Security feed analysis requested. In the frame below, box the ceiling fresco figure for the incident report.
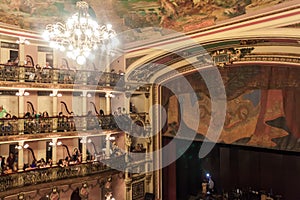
[115,0,291,32]
[0,0,292,34]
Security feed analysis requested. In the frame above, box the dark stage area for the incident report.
[162,137,300,200]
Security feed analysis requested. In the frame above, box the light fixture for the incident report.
[16,89,29,96]
[50,90,62,97]
[81,92,92,98]
[42,1,118,65]
[49,141,62,146]
[106,136,115,141]
[105,93,115,98]
[15,143,29,149]
[16,37,30,45]
[15,144,37,160]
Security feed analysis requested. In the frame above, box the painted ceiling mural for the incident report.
[0,0,293,34]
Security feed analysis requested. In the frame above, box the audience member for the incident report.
[6,152,15,170]
[44,62,52,69]
[0,156,5,173]
[0,105,7,118]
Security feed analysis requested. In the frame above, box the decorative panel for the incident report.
[132,181,144,200]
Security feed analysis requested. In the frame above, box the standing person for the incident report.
[0,105,7,118]
[6,152,15,170]
[207,174,215,194]
[0,156,5,170]
[0,156,5,173]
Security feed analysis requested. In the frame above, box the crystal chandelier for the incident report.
[42,1,118,65]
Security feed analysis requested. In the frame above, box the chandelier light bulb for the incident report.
[67,51,73,58]
[107,24,112,30]
[60,45,66,52]
[43,32,50,41]
[77,55,86,65]
[93,44,98,50]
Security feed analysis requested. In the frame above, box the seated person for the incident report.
[44,62,52,69]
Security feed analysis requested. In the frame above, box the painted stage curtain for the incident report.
[282,88,300,138]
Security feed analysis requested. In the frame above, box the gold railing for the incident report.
[0,113,148,136]
[0,155,125,192]
[0,65,124,86]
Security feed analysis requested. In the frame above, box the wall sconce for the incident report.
[81,93,92,98]
[16,37,30,45]
[106,136,116,141]
[49,141,62,146]
[15,143,29,150]
[50,89,62,97]
[105,93,115,98]
[16,89,29,96]
[15,143,37,161]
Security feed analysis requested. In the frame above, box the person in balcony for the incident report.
[0,156,5,174]
[6,152,15,170]
[3,113,12,134]
[46,158,53,167]
[25,60,33,67]
[68,112,76,131]
[30,159,37,168]
[5,60,13,66]
[34,64,42,82]
[44,62,52,69]
[37,158,46,168]
[0,105,7,118]
[72,148,81,162]
[11,115,18,135]
[99,109,105,116]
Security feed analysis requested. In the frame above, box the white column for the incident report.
[53,50,58,69]
[52,138,58,166]
[19,43,25,66]
[124,92,131,114]
[53,95,58,116]
[81,137,87,163]
[105,92,111,115]
[18,91,24,134]
[105,135,111,158]
[18,92,24,117]
[52,94,58,132]
[82,91,87,116]
[82,91,87,130]
[18,141,24,172]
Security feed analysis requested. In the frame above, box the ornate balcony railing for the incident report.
[0,113,148,136]
[0,155,125,192]
[0,65,124,86]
